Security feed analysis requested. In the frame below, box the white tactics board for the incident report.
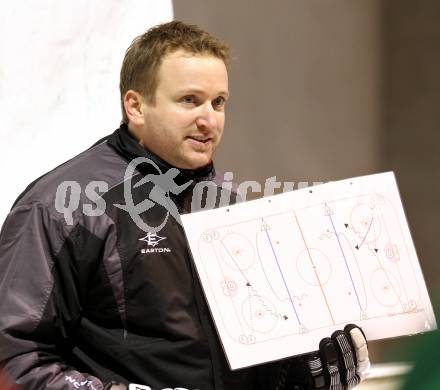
[181,172,437,370]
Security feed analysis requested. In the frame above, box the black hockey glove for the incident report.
[303,324,370,390]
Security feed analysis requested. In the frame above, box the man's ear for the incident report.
[123,90,145,126]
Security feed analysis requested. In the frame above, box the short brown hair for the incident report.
[119,21,230,124]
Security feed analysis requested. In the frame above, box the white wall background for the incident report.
[0,1,173,226]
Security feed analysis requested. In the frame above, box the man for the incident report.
[0,21,369,389]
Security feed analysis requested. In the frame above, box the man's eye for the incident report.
[181,95,196,104]
[213,96,226,109]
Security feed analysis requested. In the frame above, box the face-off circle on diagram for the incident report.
[241,295,278,333]
[370,268,400,307]
[219,233,255,271]
[350,203,381,244]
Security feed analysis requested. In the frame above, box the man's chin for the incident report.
[177,155,213,170]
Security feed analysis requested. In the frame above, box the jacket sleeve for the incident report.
[254,356,316,390]
[0,202,110,389]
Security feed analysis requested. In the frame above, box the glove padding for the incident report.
[305,324,370,389]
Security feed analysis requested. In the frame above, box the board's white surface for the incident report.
[181,172,437,370]
[0,1,173,226]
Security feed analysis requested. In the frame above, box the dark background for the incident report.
[174,0,440,362]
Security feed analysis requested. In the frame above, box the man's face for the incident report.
[137,50,229,169]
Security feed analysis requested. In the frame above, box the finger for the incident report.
[344,324,371,380]
[331,330,360,389]
[305,352,326,389]
[319,337,343,390]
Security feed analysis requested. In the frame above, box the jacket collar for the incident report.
[107,124,216,184]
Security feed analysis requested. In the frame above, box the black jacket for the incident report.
[0,125,292,390]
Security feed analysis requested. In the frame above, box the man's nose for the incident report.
[196,102,218,130]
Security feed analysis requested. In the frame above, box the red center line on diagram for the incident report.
[293,211,335,325]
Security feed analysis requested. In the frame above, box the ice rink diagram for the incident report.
[181,172,437,369]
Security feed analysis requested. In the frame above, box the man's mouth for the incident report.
[186,135,212,144]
